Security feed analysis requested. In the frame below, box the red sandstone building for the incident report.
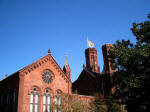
[72,44,116,97]
[0,44,123,112]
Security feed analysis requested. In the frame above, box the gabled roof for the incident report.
[73,69,96,83]
[0,52,71,83]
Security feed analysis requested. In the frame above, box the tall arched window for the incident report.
[12,88,16,112]
[0,95,1,111]
[35,93,39,112]
[58,96,61,112]
[43,89,51,112]
[54,95,57,112]
[0,94,3,111]
[30,92,34,112]
[30,87,39,112]
[43,94,46,112]
[6,92,9,112]
[54,90,62,112]
[47,94,51,112]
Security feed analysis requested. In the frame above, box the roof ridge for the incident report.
[84,69,96,78]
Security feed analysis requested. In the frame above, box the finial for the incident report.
[83,64,86,69]
[5,74,8,78]
[48,49,51,54]
[65,54,68,66]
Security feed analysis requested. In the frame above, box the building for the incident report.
[72,44,116,96]
[0,44,120,112]
[0,49,72,112]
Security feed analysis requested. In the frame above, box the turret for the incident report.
[102,44,116,75]
[85,48,100,73]
[63,54,71,79]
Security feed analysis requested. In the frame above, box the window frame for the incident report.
[43,89,51,112]
[30,88,39,112]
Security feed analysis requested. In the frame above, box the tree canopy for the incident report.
[112,14,150,112]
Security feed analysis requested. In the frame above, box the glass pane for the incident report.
[35,93,39,104]
[30,93,34,103]
[30,104,33,112]
[58,96,61,105]
[43,94,46,104]
[6,94,9,104]
[54,96,57,105]
[47,94,50,105]
[54,107,57,112]
[47,105,50,112]
[35,104,38,112]
[43,105,46,112]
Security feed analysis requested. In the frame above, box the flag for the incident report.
[87,38,94,48]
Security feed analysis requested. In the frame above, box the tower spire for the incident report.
[63,53,71,79]
[65,54,68,66]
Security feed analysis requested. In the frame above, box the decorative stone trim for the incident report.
[20,54,71,83]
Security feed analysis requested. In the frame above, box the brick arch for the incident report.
[56,89,63,94]
[30,85,42,95]
[43,88,53,94]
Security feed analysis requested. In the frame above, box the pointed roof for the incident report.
[63,54,71,75]
[0,49,71,83]
[64,54,69,67]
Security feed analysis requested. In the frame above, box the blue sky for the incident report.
[0,0,150,82]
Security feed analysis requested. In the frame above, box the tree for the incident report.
[106,95,122,112]
[111,14,150,112]
[51,93,92,112]
[91,93,121,112]
[93,93,107,112]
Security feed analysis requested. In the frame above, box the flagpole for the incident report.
[87,37,88,48]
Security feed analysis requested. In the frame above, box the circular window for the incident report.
[42,70,53,84]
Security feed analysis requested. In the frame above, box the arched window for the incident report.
[43,94,46,112]
[35,93,39,112]
[0,95,1,111]
[0,94,3,111]
[58,96,61,112]
[54,90,62,112]
[30,87,39,112]
[54,95,57,112]
[6,92,9,112]
[12,88,16,112]
[43,89,51,112]
[30,92,34,112]
[47,94,51,112]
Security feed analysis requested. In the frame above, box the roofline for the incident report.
[72,69,96,83]
[84,69,96,78]
[0,71,19,82]
[0,52,72,83]
[78,94,95,98]
[72,93,94,98]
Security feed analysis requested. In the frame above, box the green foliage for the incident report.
[108,103,122,112]
[106,95,122,112]
[112,14,150,112]
[92,94,121,112]
[93,94,107,112]
[59,93,91,112]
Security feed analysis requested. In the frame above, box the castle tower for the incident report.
[102,44,116,75]
[85,48,100,73]
[63,54,71,80]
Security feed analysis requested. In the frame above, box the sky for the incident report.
[0,0,150,82]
